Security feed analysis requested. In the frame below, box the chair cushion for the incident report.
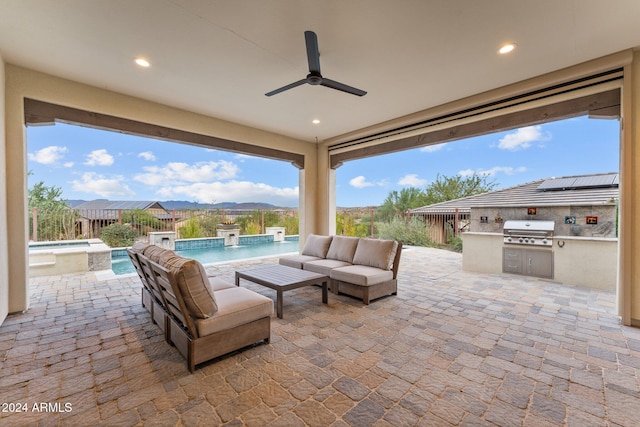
[326,236,360,263]
[131,241,150,254]
[209,276,236,291]
[301,234,333,258]
[330,265,394,287]
[303,259,352,276]
[279,254,323,269]
[143,245,176,263]
[161,255,218,318]
[352,238,398,270]
[194,287,274,337]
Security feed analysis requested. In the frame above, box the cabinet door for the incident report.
[525,250,553,279]
[503,247,523,274]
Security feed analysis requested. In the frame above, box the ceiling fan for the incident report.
[265,31,367,97]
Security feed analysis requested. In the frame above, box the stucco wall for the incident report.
[0,56,8,322]
[462,232,618,291]
[4,64,320,314]
[470,205,617,238]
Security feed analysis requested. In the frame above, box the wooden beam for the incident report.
[330,89,620,168]
[24,98,305,169]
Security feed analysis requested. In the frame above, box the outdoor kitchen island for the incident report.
[462,231,618,291]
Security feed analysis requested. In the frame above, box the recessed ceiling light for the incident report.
[498,43,516,55]
[312,119,320,124]
[135,58,151,67]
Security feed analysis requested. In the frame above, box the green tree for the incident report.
[424,173,497,204]
[122,209,164,234]
[28,180,79,241]
[377,187,429,222]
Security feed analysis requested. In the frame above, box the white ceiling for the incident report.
[2,0,640,142]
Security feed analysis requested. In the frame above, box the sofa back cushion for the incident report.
[326,236,360,263]
[161,255,218,318]
[352,238,398,270]
[301,234,333,258]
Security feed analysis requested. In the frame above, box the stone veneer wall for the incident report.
[470,204,617,238]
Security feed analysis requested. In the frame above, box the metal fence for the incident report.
[29,205,466,247]
[29,207,299,242]
[336,207,468,246]
[409,209,470,245]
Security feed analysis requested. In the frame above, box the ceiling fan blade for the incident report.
[304,31,321,74]
[265,79,307,97]
[320,78,367,96]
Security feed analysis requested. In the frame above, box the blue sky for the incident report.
[27,116,619,208]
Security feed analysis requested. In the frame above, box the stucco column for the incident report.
[312,143,336,236]
[0,57,9,323]
[5,67,29,314]
[621,51,640,326]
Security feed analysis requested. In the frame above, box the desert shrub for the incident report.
[101,223,138,247]
[280,214,299,235]
[377,218,433,247]
[243,221,262,235]
[179,216,204,239]
[448,235,463,252]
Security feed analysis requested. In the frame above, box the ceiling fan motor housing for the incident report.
[306,72,322,85]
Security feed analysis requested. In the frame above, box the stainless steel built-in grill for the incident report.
[503,220,554,247]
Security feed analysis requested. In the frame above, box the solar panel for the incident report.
[537,173,618,191]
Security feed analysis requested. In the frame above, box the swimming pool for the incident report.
[112,240,300,275]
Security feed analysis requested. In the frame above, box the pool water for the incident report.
[112,240,300,275]
[30,241,90,251]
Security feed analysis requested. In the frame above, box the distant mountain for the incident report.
[65,199,286,211]
[158,200,283,210]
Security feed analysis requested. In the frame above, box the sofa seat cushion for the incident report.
[326,236,360,263]
[279,254,323,269]
[352,238,399,270]
[330,265,394,287]
[301,234,333,258]
[194,287,273,337]
[161,255,218,319]
[209,276,236,291]
[303,259,352,276]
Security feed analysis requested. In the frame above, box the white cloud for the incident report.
[459,166,527,177]
[28,146,68,164]
[349,176,375,188]
[138,151,156,161]
[398,174,427,186]
[497,125,549,151]
[70,172,135,198]
[84,149,114,166]
[420,143,447,153]
[155,181,299,205]
[134,160,238,186]
[63,162,75,168]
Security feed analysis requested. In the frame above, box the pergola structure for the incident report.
[1,2,640,328]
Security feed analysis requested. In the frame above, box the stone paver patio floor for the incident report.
[1,246,639,426]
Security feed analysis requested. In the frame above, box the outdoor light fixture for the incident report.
[135,58,151,67]
[498,43,516,54]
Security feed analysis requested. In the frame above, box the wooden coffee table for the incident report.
[235,265,328,319]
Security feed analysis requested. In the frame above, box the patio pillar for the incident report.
[620,52,640,326]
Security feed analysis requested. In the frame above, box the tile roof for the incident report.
[410,172,619,214]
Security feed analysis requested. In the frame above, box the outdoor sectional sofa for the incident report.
[127,243,273,372]
[279,234,402,304]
